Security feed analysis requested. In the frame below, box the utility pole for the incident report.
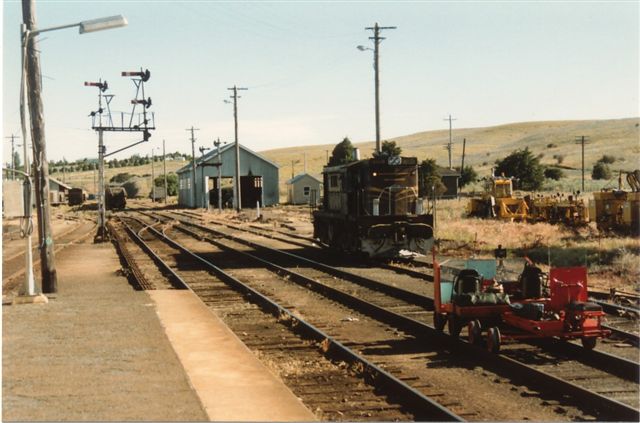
[325,150,329,163]
[6,134,19,179]
[213,138,224,213]
[163,139,167,205]
[227,85,248,211]
[460,137,467,189]
[575,136,590,192]
[150,147,155,202]
[364,22,396,154]
[23,0,57,293]
[186,126,199,208]
[443,114,457,169]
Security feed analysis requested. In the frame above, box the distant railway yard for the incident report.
[3,199,638,421]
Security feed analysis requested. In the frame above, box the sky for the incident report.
[2,1,639,163]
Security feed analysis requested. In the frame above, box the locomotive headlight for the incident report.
[372,172,377,177]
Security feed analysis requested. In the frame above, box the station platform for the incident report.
[2,240,315,421]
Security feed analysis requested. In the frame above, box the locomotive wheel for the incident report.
[581,336,597,350]
[433,313,446,331]
[447,314,462,338]
[468,319,482,346]
[487,327,501,353]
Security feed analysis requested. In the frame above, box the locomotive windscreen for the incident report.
[366,162,418,216]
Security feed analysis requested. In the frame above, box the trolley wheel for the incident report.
[581,336,597,350]
[487,327,501,353]
[448,314,462,338]
[468,319,482,346]
[433,313,446,331]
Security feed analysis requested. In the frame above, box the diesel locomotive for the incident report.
[313,155,434,257]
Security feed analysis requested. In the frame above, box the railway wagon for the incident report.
[313,155,434,257]
[68,188,87,206]
[106,186,127,210]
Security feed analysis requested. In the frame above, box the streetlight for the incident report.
[20,8,127,295]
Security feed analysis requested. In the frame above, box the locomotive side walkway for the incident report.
[3,239,314,421]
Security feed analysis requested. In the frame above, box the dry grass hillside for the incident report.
[52,159,188,197]
[59,118,639,199]
[261,117,640,197]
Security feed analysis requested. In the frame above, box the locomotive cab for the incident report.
[313,155,434,257]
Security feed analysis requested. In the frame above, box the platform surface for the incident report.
[149,289,316,421]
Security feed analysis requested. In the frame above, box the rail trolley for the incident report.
[433,255,610,352]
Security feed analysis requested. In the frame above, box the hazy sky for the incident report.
[2,1,638,163]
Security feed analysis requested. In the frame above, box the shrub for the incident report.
[456,165,478,187]
[374,140,402,157]
[555,154,564,164]
[495,147,545,191]
[599,154,616,164]
[110,173,134,183]
[592,162,611,180]
[544,167,564,180]
[547,143,557,148]
[328,137,356,166]
[153,173,178,196]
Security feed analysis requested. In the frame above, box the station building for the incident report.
[285,173,322,205]
[176,143,279,209]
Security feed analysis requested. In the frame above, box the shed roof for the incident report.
[49,176,72,190]
[176,143,280,174]
[286,173,322,185]
[437,166,461,177]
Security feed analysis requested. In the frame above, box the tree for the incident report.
[110,172,134,183]
[154,173,178,196]
[456,165,477,188]
[544,167,564,180]
[599,154,616,164]
[419,158,446,196]
[122,178,143,198]
[328,137,357,166]
[375,140,402,157]
[13,151,22,171]
[494,147,545,191]
[592,161,611,180]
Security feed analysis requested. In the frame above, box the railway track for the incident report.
[115,214,455,421]
[120,210,639,421]
[162,210,640,349]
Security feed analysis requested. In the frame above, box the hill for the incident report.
[58,118,639,199]
[261,117,640,195]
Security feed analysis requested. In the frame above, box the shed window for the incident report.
[303,186,310,196]
[330,175,338,188]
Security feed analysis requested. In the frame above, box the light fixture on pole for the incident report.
[21,6,128,295]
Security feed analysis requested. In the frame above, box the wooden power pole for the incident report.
[22,0,57,293]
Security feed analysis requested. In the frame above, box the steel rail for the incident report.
[155,211,640,371]
[116,216,189,290]
[123,215,462,422]
[143,212,639,421]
